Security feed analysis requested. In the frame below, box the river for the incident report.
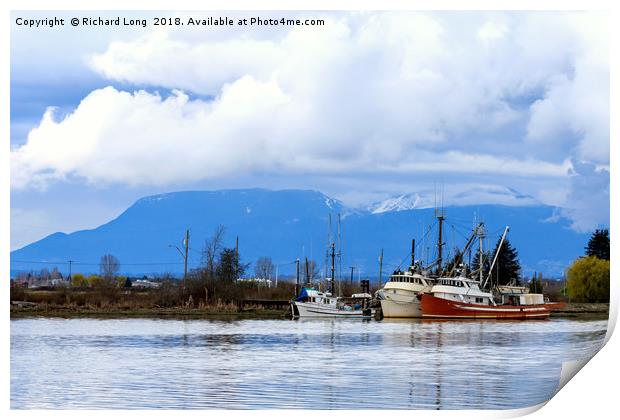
[10,316,607,409]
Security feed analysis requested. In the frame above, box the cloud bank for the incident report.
[10,12,609,231]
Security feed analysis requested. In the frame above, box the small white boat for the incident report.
[290,287,374,318]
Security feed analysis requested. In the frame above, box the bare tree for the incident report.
[100,254,120,280]
[202,224,226,277]
[39,268,50,281]
[254,257,275,280]
[51,266,62,279]
[304,259,320,283]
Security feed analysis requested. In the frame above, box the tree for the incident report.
[443,247,462,275]
[567,256,610,302]
[100,254,120,280]
[216,248,249,283]
[529,272,543,293]
[201,225,226,277]
[51,266,62,279]
[304,259,320,283]
[71,273,88,288]
[488,238,521,286]
[255,256,275,280]
[585,229,610,261]
[39,268,50,281]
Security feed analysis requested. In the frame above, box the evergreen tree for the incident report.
[489,238,521,286]
[216,248,249,283]
[471,250,491,282]
[529,272,543,293]
[585,229,610,261]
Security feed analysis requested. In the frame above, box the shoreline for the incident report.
[10,302,609,320]
[10,306,287,319]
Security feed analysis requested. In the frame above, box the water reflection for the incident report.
[11,317,606,409]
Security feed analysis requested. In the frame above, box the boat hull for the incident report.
[291,301,374,318]
[419,294,564,319]
[379,294,422,318]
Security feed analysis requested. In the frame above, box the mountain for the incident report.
[10,188,588,279]
[368,186,539,213]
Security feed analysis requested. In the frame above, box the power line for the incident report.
[10,259,187,266]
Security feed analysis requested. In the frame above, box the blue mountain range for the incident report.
[10,188,589,279]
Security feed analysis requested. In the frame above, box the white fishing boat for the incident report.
[376,265,434,318]
[290,287,374,318]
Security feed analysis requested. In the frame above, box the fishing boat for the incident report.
[418,274,564,319]
[418,227,565,319]
[376,216,483,318]
[376,262,434,318]
[290,287,374,318]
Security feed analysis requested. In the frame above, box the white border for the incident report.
[2,1,617,420]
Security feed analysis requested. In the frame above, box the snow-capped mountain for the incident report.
[369,186,539,214]
[10,188,586,277]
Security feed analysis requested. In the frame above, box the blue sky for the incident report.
[10,11,610,250]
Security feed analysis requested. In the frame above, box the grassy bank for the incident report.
[10,286,609,320]
[550,302,609,317]
[10,305,286,319]
[10,284,294,319]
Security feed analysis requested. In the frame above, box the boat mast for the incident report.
[411,239,416,270]
[447,222,482,277]
[378,248,384,288]
[324,213,332,292]
[295,258,300,296]
[330,242,336,294]
[482,226,509,289]
[435,208,445,275]
[478,224,485,283]
[337,213,342,296]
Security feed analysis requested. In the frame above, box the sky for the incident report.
[10,11,610,250]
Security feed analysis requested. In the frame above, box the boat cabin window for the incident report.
[443,279,463,287]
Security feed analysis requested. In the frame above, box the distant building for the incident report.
[131,279,161,289]
[236,278,273,288]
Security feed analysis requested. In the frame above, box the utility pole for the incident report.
[350,266,355,286]
[183,229,189,289]
[235,235,239,278]
[305,257,310,286]
[169,231,190,289]
[378,249,383,289]
[68,260,73,282]
[295,258,300,297]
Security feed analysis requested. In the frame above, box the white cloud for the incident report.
[477,21,508,43]
[560,162,610,232]
[10,12,609,231]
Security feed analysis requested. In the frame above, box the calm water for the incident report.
[11,316,607,409]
